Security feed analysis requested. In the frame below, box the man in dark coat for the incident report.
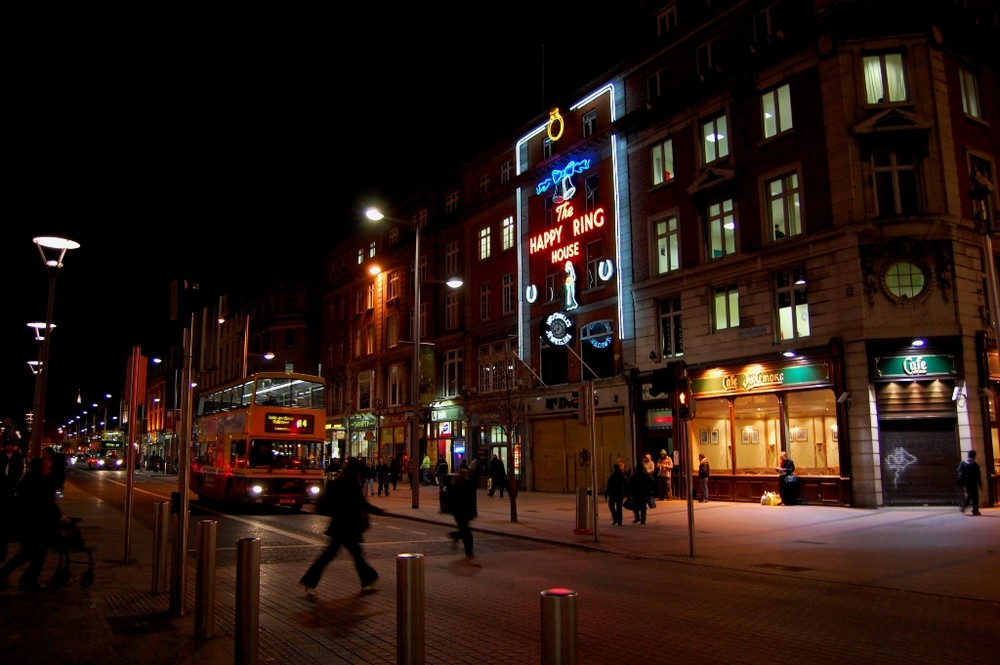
[0,438,26,562]
[299,457,385,594]
[958,449,983,516]
[446,466,478,559]
[0,447,63,591]
[488,454,507,498]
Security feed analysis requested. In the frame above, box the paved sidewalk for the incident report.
[1,476,996,665]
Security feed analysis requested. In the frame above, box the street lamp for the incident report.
[29,235,80,460]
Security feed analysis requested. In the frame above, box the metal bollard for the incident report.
[235,538,260,665]
[540,588,577,665]
[152,502,169,594]
[194,520,217,639]
[396,553,425,665]
[573,488,593,535]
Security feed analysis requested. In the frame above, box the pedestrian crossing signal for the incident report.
[675,376,695,419]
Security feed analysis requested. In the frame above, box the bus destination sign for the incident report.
[264,413,315,434]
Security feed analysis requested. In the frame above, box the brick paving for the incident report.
[1,476,996,664]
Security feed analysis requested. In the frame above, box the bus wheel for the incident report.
[289,504,303,513]
[225,483,242,511]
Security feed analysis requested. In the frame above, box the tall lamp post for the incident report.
[29,235,80,460]
[366,207,424,509]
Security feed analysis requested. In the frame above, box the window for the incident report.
[356,248,363,265]
[654,215,680,274]
[443,349,463,398]
[585,239,604,289]
[353,329,361,358]
[701,113,729,164]
[413,208,428,227]
[365,323,375,355]
[501,273,515,314]
[355,288,364,314]
[580,320,615,380]
[366,282,375,309]
[445,191,459,214]
[761,84,793,139]
[479,226,492,260]
[582,110,597,138]
[969,155,996,231]
[502,215,515,251]
[337,296,345,320]
[656,4,677,38]
[585,175,599,212]
[358,370,374,410]
[387,270,400,301]
[445,241,459,276]
[696,39,718,79]
[501,159,513,184]
[389,226,399,247]
[651,138,675,186]
[707,198,737,259]
[959,68,982,119]
[776,267,810,340]
[480,173,490,195]
[872,149,918,215]
[767,171,802,240]
[478,340,515,393]
[368,241,376,259]
[543,137,554,160]
[659,297,683,358]
[647,70,665,106]
[545,270,560,303]
[863,53,908,104]
[713,285,740,331]
[387,314,399,348]
[884,261,927,299]
[388,363,403,406]
[445,292,460,330]
[480,282,491,321]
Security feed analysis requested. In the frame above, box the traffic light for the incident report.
[675,376,695,420]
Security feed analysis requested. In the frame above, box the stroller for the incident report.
[47,517,95,589]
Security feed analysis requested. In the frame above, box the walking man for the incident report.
[446,466,478,560]
[958,449,983,516]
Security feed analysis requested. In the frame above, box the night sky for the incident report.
[2,4,638,438]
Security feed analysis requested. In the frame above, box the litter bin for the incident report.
[573,487,593,535]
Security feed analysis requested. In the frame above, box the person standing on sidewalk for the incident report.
[655,450,673,500]
[376,457,390,497]
[446,466,478,560]
[488,454,507,498]
[300,457,384,594]
[698,454,711,502]
[1,438,26,562]
[626,463,653,524]
[604,463,627,526]
[958,449,983,516]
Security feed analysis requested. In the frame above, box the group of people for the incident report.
[1,443,67,592]
[604,451,673,527]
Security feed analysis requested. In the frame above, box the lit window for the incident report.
[767,171,802,240]
[479,226,491,260]
[713,285,740,331]
[761,84,793,139]
[654,215,680,274]
[651,138,674,186]
[884,261,926,299]
[707,198,737,259]
[659,296,683,358]
[959,68,982,119]
[502,216,515,251]
[701,113,729,164]
[863,53,908,104]
[776,268,810,340]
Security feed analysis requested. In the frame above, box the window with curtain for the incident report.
[863,53,908,104]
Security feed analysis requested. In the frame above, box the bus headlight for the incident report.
[249,485,264,496]
[308,485,321,496]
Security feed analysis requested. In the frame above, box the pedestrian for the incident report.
[434,457,449,488]
[360,458,376,496]
[376,457,390,497]
[299,457,384,594]
[775,451,797,505]
[958,450,983,516]
[656,449,673,500]
[604,463,627,526]
[641,452,655,477]
[468,455,482,486]
[446,466,478,560]
[388,455,401,491]
[420,454,432,485]
[626,463,653,524]
[0,447,64,591]
[698,454,711,502]
[1,438,26,562]
[487,454,507,498]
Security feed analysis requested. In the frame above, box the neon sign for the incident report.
[546,108,565,142]
[544,312,573,346]
[535,158,591,196]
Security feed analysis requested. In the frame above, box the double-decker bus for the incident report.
[190,372,326,511]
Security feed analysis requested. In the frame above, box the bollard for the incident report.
[152,502,169,594]
[573,488,593,535]
[194,519,217,639]
[396,553,425,665]
[540,588,577,665]
[235,538,261,665]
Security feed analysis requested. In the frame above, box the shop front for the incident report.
[668,351,848,505]
[429,403,465,474]
[346,412,376,461]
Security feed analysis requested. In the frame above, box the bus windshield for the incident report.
[247,439,324,469]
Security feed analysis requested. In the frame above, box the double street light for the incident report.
[365,206,462,509]
[29,235,80,460]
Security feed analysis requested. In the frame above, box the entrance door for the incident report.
[880,419,959,506]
